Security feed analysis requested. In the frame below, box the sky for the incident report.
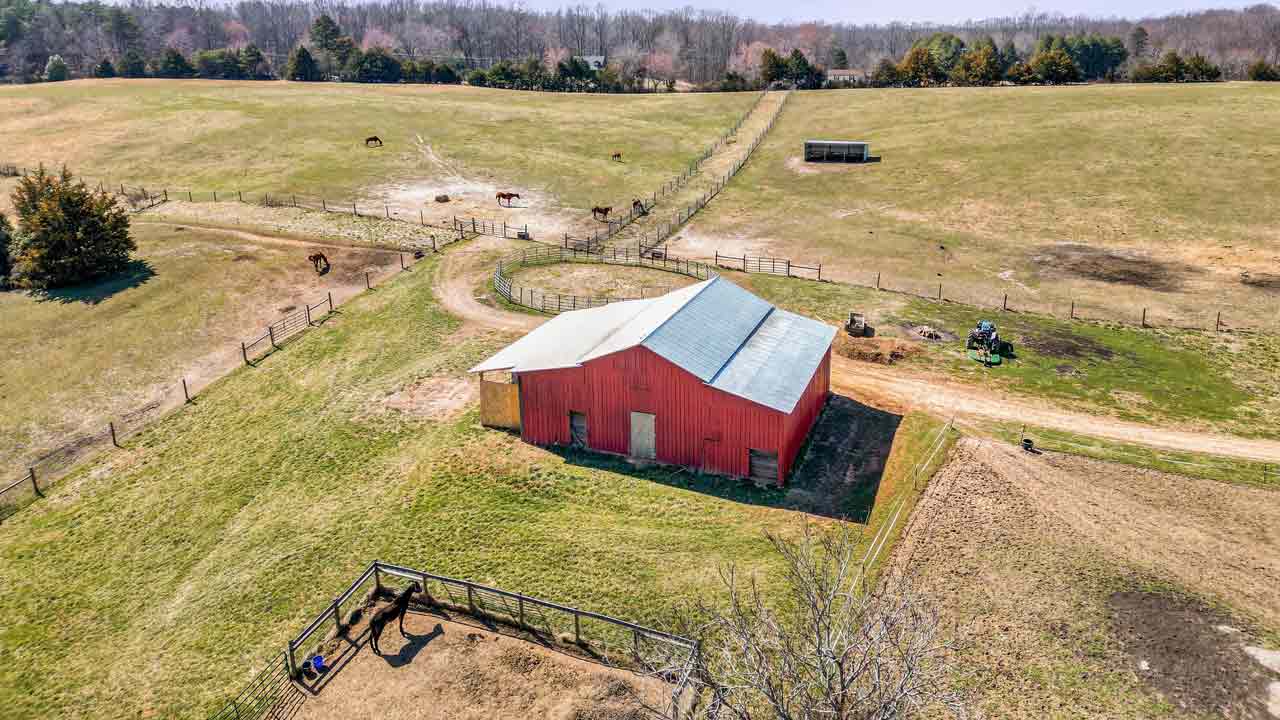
[519,0,1258,25]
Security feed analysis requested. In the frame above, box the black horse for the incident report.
[369,581,421,655]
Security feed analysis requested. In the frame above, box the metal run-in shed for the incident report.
[470,277,835,485]
[804,139,870,163]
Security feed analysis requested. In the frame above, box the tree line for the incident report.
[3,0,1279,86]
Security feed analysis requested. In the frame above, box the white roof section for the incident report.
[468,276,835,414]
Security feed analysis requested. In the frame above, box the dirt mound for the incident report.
[1241,272,1280,293]
[1109,590,1277,719]
[833,335,921,365]
[1034,243,1194,292]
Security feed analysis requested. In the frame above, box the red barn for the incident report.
[471,277,835,485]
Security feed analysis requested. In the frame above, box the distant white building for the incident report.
[575,55,607,70]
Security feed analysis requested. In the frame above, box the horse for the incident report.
[365,136,383,148]
[611,151,623,162]
[496,192,520,207]
[307,252,330,274]
[369,581,422,655]
[592,206,612,221]
[632,199,648,217]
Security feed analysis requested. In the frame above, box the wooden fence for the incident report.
[493,245,716,315]
[715,251,822,280]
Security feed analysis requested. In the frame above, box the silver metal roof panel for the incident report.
[710,308,837,413]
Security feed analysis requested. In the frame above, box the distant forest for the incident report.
[3,0,1280,84]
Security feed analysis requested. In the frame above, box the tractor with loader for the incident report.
[966,320,1014,365]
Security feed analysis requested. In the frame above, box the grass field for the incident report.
[0,250,949,720]
[0,80,756,212]
[682,83,1280,330]
[0,222,401,480]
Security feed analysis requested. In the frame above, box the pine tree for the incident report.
[153,48,195,78]
[285,46,321,81]
[0,213,12,288]
[309,14,342,54]
[44,54,69,81]
[118,50,147,78]
[1128,26,1150,60]
[93,58,116,78]
[830,47,849,69]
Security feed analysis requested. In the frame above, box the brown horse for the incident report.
[591,206,612,221]
[365,136,383,148]
[369,581,421,655]
[611,151,623,162]
[632,199,648,216]
[307,252,330,274]
[496,192,520,207]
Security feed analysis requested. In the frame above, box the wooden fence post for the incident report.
[1141,308,1147,328]
[110,422,120,448]
[213,190,217,202]
[328,292,334,313]
[29,467,39,497]
[305,304,312,326]
[352,203,357,216]
[1216,311,1222,332]
[1070,301,1075,319]
[182,378,191,404]
[875,272,880,290]
[241,341,249,365]
[420,209,425,226]
[400,253,406,271]
[1002,293,1008,311]
[293,195,298,208]
[385,205,390,219]
[574,611,582,644]
[937,283,943,300]
[238,190,243,202]
[321,198,326,211]
[365,272,371,290]
[268,325,277,349]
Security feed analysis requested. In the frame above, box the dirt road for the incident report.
[435,257,1280,463]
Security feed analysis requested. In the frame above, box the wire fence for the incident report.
[493,245,717,315]
[0,254,425,521]
[224,560,699,720]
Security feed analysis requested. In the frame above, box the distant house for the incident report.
[575,55,607,71]
[826,68,865,85]
[470,277,835,485]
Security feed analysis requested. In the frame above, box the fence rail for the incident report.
[269,560,699,720]
[493,245,717,315]
[715,251,822,280]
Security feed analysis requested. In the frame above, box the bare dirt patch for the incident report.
[833,335,922,365]
[1033,243,1196,292]
[1018,326,1116,360]
[381,376,477,420]
[510,262,699,299]
[1109,590,1278,719]
[784,155,865,176]
[293,613,665,720]
[1241,272,1280,294]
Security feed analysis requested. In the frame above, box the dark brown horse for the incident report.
[611,151,623,162]
[369,581,421,655]
[365,136,383,148]
[632,199,648,216]
[307,252,330,274]
[592,206,612,221]
[496,192,520,206]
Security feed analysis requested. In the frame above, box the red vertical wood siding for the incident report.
[516,344,832,484]
[777,348,832,483]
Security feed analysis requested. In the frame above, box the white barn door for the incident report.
[629,412,656,460]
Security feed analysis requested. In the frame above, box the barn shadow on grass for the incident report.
[31,259,156,305]
[549,393,901,521]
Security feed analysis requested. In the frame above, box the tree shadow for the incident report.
[29,259,156,305]
[547,393,902,521]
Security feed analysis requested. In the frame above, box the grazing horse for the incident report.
[369,581,421,655]
[632,199,648,217]
[365,136,383,148]
[496,192,520,207]
[592,206,612,221]
[307,252,330,274]
[611,151,623,162]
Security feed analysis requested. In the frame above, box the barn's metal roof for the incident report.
[469,276,835,414]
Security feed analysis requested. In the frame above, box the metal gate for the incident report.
[570,411,588,448]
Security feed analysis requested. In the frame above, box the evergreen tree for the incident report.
[1128,26,1150,60]
[897,46,942,86]
[830,47,848,69]
[1247,59,1280,81]
[153,48,195,78]
[0,212,12,288]
[240,45,270,79]
[44,54,68,81]
[284,46,321,81]
[352,47,402,83]
[6,166,135,290]
[93,58,116,78]
[118,50,147,77]
[309,14,341,54]
[1183,53,1221,81]
[760,48,787,84]
[1029,48,1081,84]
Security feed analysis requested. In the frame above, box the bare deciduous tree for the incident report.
[643,525,963,720]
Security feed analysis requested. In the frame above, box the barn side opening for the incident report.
[478,371,521,431]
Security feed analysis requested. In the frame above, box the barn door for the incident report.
[629,412,656,460]
[748,449,779,485]
[569,412,588,448]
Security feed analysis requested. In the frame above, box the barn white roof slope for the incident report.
[469,276,835,413]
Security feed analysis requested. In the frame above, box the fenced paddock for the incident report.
[203,561,698,720]
[493,245,716,315]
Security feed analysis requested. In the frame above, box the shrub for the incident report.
[1029,48,1081,84]
[433,63,459,84]
[93,58,116,78]
[1247,59,1280,81]
[466,68,489,86]
[898,46,943,86]
[44,54,69,82]
[870,58,902,87]
[285,46,321,81]
[1184,53,1221,82]
[241,45,271,79]
[6,166,135,290]
[352,47,401,83]
[194,49,245,79]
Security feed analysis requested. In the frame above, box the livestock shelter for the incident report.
[804,139,870,163]
[470,277,835,485]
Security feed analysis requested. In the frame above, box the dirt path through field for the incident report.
[433,255,1280,463]
[609,91,788,251]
